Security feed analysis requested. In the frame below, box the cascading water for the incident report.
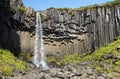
[33,12,49,69]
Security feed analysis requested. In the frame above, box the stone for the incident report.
[75,73,82,76]
[81,73,88,78]
[97,76,105,79]
[65,76,71,79]
[117,46,120,52]
[40,76,46,79]
[117,56,120,60]
[112,77,120,79]
[22,72,26,75]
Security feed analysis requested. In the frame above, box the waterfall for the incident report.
[33,12,49,69]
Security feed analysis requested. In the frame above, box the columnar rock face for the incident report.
[0,0,120,56]
[0,0,35,55]
[41,6,120,56]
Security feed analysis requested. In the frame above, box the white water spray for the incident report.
[33,12,49,69]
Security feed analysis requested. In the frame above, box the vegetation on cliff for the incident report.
[10,5,26,12]
[46,0,120,17]
[54,0,120,12]
[0,49,27,76]
[18,6,26,12]
[47,36,120,74]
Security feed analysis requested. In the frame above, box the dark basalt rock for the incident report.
[0,0,120,57]
[0,76,2,79]
[0,0,35,55]
[41,5,120,56]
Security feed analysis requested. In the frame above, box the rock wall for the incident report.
[41,5,120,56]
[0,0,35,55]
[0,0,120,57]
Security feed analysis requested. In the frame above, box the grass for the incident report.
[18,6,26,12]
[53,0,120,13]
[47,36,120,73]
[0,49,27,76]
[73,0,120,11]
[10,6,26,12]
[19,52,33,61]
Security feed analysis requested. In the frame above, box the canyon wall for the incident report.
[0,0,35,55]
[0,0,120,56]
[42,5,120,56]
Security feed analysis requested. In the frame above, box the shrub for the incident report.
[114,0,120,3]
[0,49,26,76]
[18,6,26,12]
[10,6,26,12]
[19,52,33,61]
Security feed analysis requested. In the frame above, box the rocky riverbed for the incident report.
[1,63,120,79]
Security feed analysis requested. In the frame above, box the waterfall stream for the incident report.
[33,12,49,69]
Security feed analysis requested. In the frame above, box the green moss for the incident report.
[116,36,120,40]
[0,62,14,76]
[115,61,120,65]
[56,0,120,12]
[18,6,26,12]
[47,35,120,73]
[10,6,26,12]
[0,49,26,76]
[96,66,103,72]
[19,52,32,61]
[60,54,82,64]
[75,1,120,11]
[47,57,62,66]
[47,53,85,66]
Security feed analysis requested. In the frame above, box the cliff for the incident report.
[0,0,120,57]
[42,5,120,56]
[0,0,35,55]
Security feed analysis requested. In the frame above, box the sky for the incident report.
[22,0,113,11]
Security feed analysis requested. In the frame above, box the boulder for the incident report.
[117,46,120,52]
